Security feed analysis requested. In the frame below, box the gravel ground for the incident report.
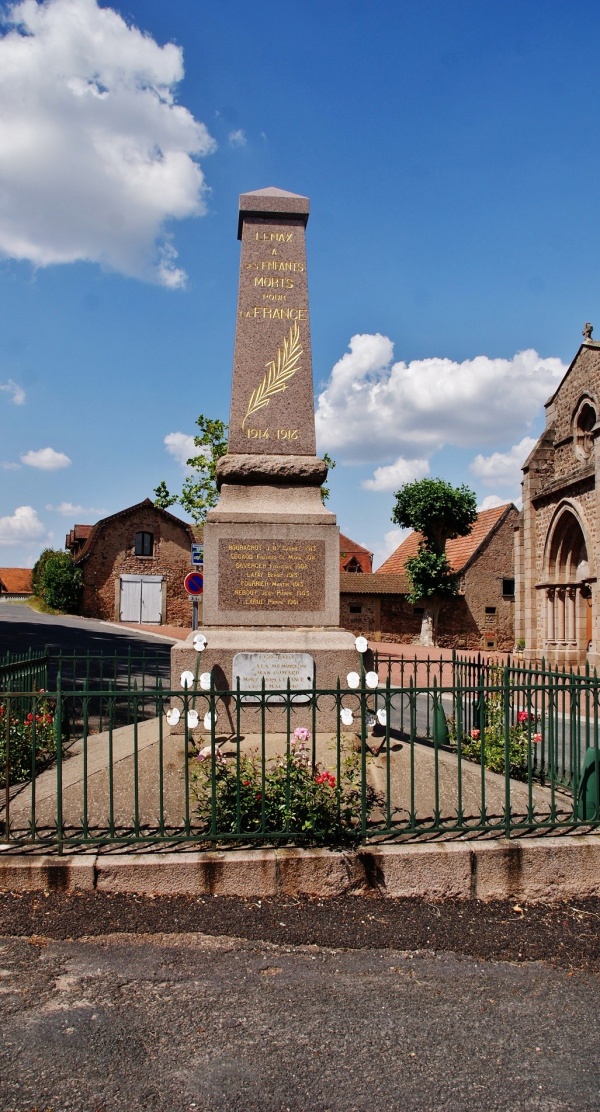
[1,891,600,972]
[1,894,599,1111]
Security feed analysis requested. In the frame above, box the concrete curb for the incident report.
[0,837,599,901]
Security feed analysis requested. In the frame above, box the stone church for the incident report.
[515,326,600,667]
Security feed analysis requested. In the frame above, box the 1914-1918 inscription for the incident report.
[219,539,325,611]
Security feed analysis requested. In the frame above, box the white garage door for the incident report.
[120,575,163,624]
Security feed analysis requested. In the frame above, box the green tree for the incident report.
[32,548,59,599]
[154,415,229,525]
[32,550,82,613]
[320,453,336,504]
[391,478,478,645]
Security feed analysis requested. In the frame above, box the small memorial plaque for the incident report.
[232,652,314,703]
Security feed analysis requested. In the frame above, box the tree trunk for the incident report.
[419,604,439,647]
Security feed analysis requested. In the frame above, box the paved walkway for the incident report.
[3,715,567,839]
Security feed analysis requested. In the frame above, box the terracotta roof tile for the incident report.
[376,504,513,575]
[0,568,33,594]
[340,572,409,594]
[339,533,372,556]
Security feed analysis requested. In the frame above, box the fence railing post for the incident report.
[55,672,63,855]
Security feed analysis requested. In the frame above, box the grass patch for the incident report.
[4,596,62,616]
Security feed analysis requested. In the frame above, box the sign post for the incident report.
[184,571,204,632]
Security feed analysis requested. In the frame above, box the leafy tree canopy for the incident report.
[32,550,82,613]
[154,415,229,525]
[392,478,478,555]
[391,478,478,608]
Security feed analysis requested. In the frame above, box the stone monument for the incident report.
[171,187,358,730]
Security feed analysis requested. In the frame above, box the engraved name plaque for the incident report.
[232,652,314,703]
[219,538,325,612]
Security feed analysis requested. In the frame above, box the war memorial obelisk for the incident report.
[172,187,358,727]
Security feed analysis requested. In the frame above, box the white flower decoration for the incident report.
[355,636,368,653]
[340,707,354,726]
[187,709,199,728]
[204,711,217,730]
[193,633,207,652]
[166,707,180,726]
[180,670,195,689]
[346,671,360,689]
[376,708,387,726]
[365,671,379,689]
[199,672,212,691]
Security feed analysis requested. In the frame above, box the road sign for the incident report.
[184,571,204,596]
[191,544,204,567]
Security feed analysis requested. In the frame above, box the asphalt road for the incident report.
[0,893,599,1112]
[0,603,174,657]
[0,604,173,686]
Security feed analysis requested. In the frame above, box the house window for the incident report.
[413,607,425,616]
[135,531,154,557]
[349,605,362,614]
[502,578,515,597]
[484,607,497,628]
[344,557,363,573]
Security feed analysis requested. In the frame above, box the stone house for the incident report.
[341,504,518,648]
[66,499,200,627]
[515,332,600,668]
[0,568,33,601]
[339,533,373,574]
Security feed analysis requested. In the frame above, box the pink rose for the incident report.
[470,729,481,741]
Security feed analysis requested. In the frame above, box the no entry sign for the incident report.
[184,571,204,596]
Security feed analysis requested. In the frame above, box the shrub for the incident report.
[33,550,82,613]
[190,728,374,845]
[448,668,540,781]
[0,696,58,787]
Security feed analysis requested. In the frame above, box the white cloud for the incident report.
[0,378,25,404]
[477,494,508,511]
[362,456,429,492]
[470,436,537,487]
[45,501,106,516]
[372,527,411,571]
[0,0,216,287]
[477,493,523,512]
[163,430,210,471]
[315,334,566,464]
[0,505,45,544]
[21,447,71,470]
[228,129,247,147]
[0,461,20,470]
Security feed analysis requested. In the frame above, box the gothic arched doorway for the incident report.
[543,507,592,661]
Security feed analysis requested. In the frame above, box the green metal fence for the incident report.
[0,652,598,851]
[0,647,49,695]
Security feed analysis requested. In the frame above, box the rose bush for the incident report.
[0,696,58,787]
[190,727,377,845]
[448,669,541,781]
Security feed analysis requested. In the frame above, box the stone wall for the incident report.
[341,507,517,648]
[518,341,600,667]
[78,506,195,627]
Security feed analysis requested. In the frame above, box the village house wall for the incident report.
[341,506,517,649]
[77,504,196,627]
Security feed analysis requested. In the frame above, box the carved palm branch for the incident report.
[242,321,302,429]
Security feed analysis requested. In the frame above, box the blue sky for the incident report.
[0,0,597,569]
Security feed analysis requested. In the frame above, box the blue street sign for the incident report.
[191,544,204,567]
